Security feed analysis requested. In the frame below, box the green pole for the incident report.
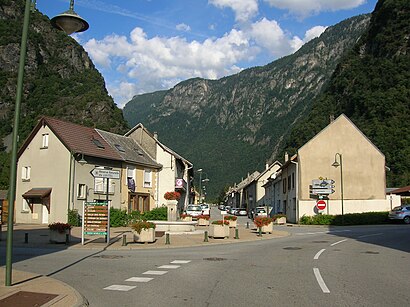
[5,0,32,286]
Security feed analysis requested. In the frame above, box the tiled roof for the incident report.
[390,185,410,195]
[97,129,162,169]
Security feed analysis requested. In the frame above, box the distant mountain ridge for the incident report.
[123,14,370,198]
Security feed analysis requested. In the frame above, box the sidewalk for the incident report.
[0,222,289,306]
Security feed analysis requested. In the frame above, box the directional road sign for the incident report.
[91,168,120,179]
[310,188,335,195]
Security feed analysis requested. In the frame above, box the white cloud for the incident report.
[176,23,191,32]
[264,0,366,18]
[106,81,140,108]
[303,25,327,42]
[209,0,259,22]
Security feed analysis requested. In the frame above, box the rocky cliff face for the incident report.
[124,15,370,198]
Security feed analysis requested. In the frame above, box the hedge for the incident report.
[299,212,389,226]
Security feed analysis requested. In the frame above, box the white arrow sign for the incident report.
[91,168,120,179]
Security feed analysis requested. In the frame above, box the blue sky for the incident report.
[37,0,378,108]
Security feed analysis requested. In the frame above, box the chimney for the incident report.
[265,163,269,170]
[284,152,289,162]
[330,114,335,123]
[153,132,158,140]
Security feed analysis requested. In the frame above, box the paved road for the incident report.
[3,223,409,306]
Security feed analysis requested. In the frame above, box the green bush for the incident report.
[299,212,389,225]
[68,209,80,227]
[141,206,167,221]
[127,210,141,224]
[110,208,128,227]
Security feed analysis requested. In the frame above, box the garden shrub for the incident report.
[68,209,81,227]
[299,212,389,225]
[141,206,167,221]
[110,208,128,227]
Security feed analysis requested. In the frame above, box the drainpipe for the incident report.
[156,170,160,208]
[291,160,299,223]
[185,165,193,210]
[67,151,73,214]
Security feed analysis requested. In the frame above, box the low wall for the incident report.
[149,220,197,232]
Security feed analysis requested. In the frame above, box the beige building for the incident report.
[125,124,193,213]
[15,117,161,224]
[263,114,400,223]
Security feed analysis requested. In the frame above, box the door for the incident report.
[42,205,49,224]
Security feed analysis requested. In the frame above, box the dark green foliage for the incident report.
[283,0,410,187]
[141,207,167,221]
[299,212,389,225]
[110,208,129,227]
[67,209,81,227]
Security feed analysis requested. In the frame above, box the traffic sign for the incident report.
[310,188,335,195]
[316,200,326,211]
[91,168,120,179]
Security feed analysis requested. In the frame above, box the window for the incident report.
[41,133,49,148]
[92,138,105,149]
[22,166,31,181]
[22,198,30,212]
[288,176,291,191]
[77,184,86,199]
[292,173,295,190]
[282,178,286,194]
[94,178,114,194]
[144,169,152,187]
[126,166,135,183]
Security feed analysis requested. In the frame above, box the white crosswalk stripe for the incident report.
[104,285,136,291]
[171,260,191,264]
[158,265,180,269]
[125,277,154,282]
[143,270,168,275]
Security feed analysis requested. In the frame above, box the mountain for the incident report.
[123,15,370,199]
[0,0,129,188]
[283,0,410,187]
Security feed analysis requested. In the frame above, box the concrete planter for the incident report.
[209,224,229,238]
[274,217,286,225]
[261,222,273,234]
[181,216,192,222]
[133,228,155,243]
[227,220,237,228]
[49,229,70,243]
[197,218,210,226]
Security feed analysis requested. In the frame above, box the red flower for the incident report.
[224,215,237,221]
[212,220,229,225]
[164,191,181,200]
[197,215,210,220]
[254,217,273,228]
[48,222,72,233]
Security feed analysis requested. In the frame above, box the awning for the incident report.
[22,188,52,213]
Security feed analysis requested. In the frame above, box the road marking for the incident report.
[143,271,168,275]
[125,277,153,282]
[331,239,348,246]
[296,230,351,236]
[357,233,383,238]
[313,268,330,293]
[104,285,136,291]
[314,249,326,260]
[158,265,180,269]
[171,260,191,264]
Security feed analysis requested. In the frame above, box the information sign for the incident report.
[82,202,110,245]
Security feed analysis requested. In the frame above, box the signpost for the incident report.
[90,168,120,179]
[316,200,326,211]
[310,179,335,196]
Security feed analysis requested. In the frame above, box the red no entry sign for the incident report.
[316,200,326,211]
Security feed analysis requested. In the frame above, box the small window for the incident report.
[292,173,295,190]
[282,179,286,194]
[288,176,291,191]
[22,166,31,181]
[42,133,49,148]
[77,184,86,199]
[92,138,105,149]
[22,198,30,212]
[114,144,125,152]
[144,169,152,187]
[94,178,114,194]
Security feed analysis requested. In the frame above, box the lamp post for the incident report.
[5,0,88,286]
[197,169,202,203]
[202,178,210,202]
[332,153,344,225]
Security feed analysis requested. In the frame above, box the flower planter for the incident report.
[133,228,155,243]
[49,229,70,243]
[197,218,210,226]
[209,224,229,238]
[261,222,273,234]
[181,216,192,222]
[227,220,237,228]
[274,217,286,225]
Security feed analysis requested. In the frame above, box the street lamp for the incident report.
[5,0,88,286]
[332,153,344,225]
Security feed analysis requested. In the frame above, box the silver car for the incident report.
[388,206,410,224]
[185,205,203,218]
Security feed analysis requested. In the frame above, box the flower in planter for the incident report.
[212,220,229,226]
[48,222,72,234]
[254,217,273,228]
[197,214,210,220]
[180,213,191,218]
[164,191,181,200]
[224,215,237,221]
[131,220,156,234]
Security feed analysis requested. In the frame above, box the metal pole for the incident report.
[340,154,344,225]
[199,171,202,203]
[5,0,32,287]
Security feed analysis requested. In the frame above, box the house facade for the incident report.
[15,117,161,224]
[125,124,193,212]
[263,114,400,223]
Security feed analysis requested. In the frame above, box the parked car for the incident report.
[254,207,268,219]
[185,205,203,218]
[200,204,210,216]
[224,206,231,213]
[218,204,225,210]
[236,208,247,216]
[229,207,237,215]
[388,206,410,224]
